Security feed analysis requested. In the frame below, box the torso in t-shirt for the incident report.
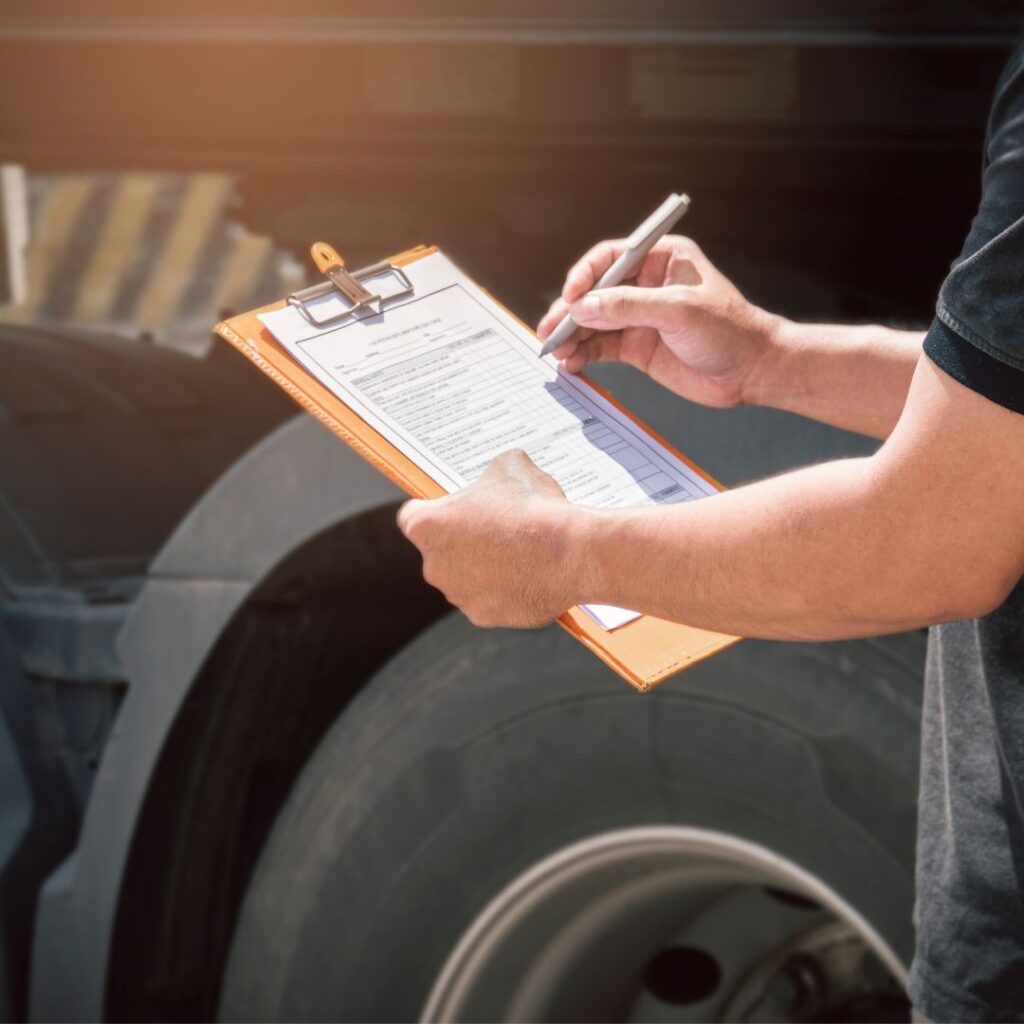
[909,41,1024,1024]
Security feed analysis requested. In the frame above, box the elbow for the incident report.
[914,557,1019,625]
[945,572,1017,623]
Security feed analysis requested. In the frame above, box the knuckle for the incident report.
[605,291,628,318]
[400,513,421,543]
[563,274,589,302]
[470,610,497,629]
[406,507,438,545]
[674,234,700,255]
[421,558,440,587]
[495,448,524,468]
[396,501,414,529]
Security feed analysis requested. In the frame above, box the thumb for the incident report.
[569,285,685,332]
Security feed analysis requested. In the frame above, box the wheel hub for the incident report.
[422,827,907,1023]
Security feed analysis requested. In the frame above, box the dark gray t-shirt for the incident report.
[908,42,1024,1024]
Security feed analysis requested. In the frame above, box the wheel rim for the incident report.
[421,826,908,1023]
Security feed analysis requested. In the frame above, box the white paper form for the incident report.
[260,252,718,630]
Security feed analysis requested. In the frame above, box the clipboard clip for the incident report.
[287,242,414,328]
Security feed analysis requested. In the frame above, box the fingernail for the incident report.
[572,293,601,322]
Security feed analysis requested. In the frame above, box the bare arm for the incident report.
[398,354,1024,638]
[397,235,1023,637]
[753,320,924,440]
[571,354,1024,639]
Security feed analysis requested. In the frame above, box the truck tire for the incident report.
[219,613,922,1023]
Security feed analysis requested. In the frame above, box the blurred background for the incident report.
[4,0,1019,330]
[0,3,1021,1023]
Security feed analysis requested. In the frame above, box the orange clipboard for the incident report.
[215,242,739,691]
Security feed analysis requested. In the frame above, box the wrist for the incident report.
[556,504,606,610]
[740,308,796,410]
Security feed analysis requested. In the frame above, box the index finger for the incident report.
[537,295,570,339]
[562,239,627,303]
[563,235,685,303]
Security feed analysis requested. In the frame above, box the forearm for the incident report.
[571,454,968,641]
[750,318,924,440]
[405,356,1024,635]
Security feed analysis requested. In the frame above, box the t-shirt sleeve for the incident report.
[923,44,1024,414]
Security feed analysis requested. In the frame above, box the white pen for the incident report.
[538,192,691,358]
